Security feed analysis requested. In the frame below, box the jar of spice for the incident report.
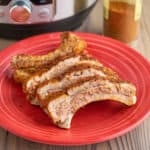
[103,0,142,45]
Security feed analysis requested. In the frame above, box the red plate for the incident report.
[0,32,150,145]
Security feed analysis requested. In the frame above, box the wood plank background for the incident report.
[0,0,150,149]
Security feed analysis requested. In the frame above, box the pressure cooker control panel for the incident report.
[0,0,55,24]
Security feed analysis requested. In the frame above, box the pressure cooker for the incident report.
[0,0,97,39]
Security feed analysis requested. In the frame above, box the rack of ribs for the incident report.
[11,32,137,129]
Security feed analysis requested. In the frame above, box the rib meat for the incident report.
[37,64,119,100]
[37,78,136,129]
[11,32,87,83]
[10,32,137,129]
[23,55,102,105]
[11,32,86,70]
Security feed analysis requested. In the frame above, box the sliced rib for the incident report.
[11,32,86,70]
[37,64,119,100]
[39,78,136,129]
[13,68,49,83]
[23,55,102,104]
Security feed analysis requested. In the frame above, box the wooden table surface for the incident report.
[0,0,150,150]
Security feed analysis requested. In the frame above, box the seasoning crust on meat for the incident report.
[11,32,137,129]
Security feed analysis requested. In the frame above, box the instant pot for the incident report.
[0,0,97,39]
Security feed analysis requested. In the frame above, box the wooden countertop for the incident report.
[0,0,150,150]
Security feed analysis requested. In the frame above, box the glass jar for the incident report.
[103,0,142,45]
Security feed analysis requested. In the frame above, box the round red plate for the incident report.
[0,32,150,145]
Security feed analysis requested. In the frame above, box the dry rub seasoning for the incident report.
[103,0,142,44]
